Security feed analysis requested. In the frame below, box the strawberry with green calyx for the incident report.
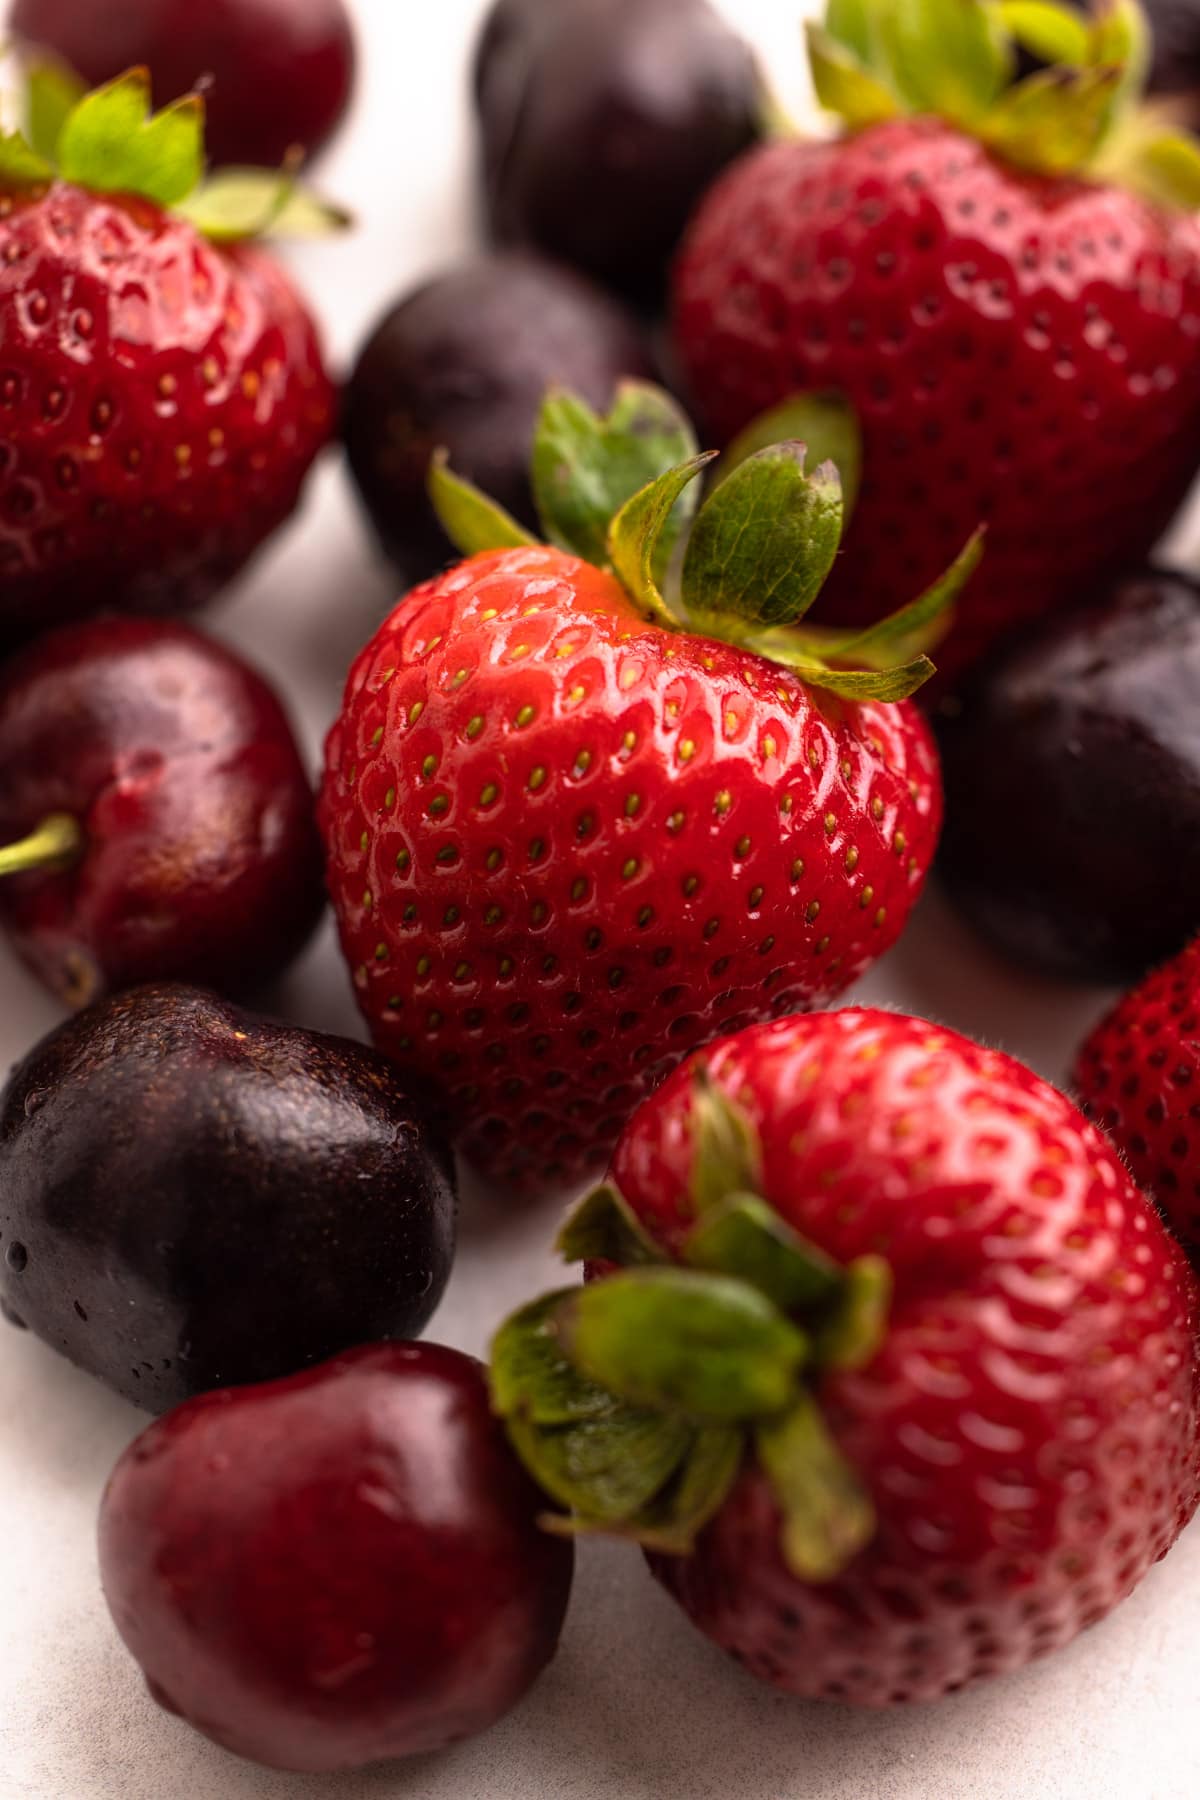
[320,382,980,1189]
[0,68,342,642]
[492,1071,890,1574]
[490,1008,1200,1704]
[674,0,1200,681]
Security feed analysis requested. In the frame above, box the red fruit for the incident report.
[0,616,324,1006]
[98,1343,573,1773]
[320,545,941,1189]
[1076,938,1200,1265]
[495,1009,1200,1706]
[12,0,356,168]
[0,80,335,643]
[674,91,1200,677]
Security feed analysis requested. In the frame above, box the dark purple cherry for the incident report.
[0,985,457,1409]
[936,569,1200,984]
[343,252,654,581]
[474,0,762,300]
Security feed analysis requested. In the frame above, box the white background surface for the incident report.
[2,2,1199,1796]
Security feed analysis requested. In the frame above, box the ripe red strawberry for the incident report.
[1076,937,1200,1264]
[491,1008,1200,1706]
[0,68,336,644]
[672,2,1200,678]
[320,385,979,1188]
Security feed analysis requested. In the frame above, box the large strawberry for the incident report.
[320,385,979,1188]
[0,67,338,642]
[1076,936,1200,1263]
[673,0,1200,678]
[491,1008,1200,1705]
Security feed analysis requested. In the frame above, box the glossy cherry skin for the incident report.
[0,986,457,1409]
[12,0,356,168]
[473,0,760,300]
[936,569,1200,984]
[0,616,324,1008]
[343,253,653,583]
[98,1343,574,1772]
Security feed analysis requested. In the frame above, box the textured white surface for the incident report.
[2,2,1199,1796]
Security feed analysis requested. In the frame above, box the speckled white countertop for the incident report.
[2,3,1198,1796]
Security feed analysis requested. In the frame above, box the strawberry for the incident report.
[491,1008,1200,1705]
[672,0,1200,679]
[1076,937,1200,1264]
[319,384,980,1189]
[0,68,338,644]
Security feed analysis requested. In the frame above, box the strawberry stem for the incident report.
[0,813,83,880]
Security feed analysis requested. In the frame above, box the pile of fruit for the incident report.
[4,0,1200,1778]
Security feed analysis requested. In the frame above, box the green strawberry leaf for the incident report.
[876,0,1012,127]
[717,391,863,519]
[681,444,844,631]
[996,1,1093,67]
[808,526,985,668]
[178,167,351,241]
[541,1424,746,1554]
[682,1194,845,1313]
[757,1392,876,1581]
[555,1269,809,1423]
[427,450,540,557]
[1118,127,1200,210]
[608,454,715,623]
[532,383,700,577]
[806,24,900,130]
[557,1184,666,1269]
[812,1255,893,1371]
[490,1291,620,1426]
[57,69,204,207]
[775,655,938,702]
[825,0,881,65]
[1089,0,1150,89]
[0,128,53,188]
[508,1407,695,1525]
[688,1065,765,1217]
[979,63,1123,173]
[26,58,87,164]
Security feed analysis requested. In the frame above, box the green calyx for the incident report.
[429,381,982,703]
[808,0,1200,204]
[489,1070,891,1581]
[0,62,348,241]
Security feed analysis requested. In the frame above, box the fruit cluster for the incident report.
[3,0,1200,1783]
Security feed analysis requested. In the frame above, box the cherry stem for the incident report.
[0,813,84,879]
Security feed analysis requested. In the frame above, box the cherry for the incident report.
[0,985,457,1409]
[473,0,761,300]
[98,1343,573,1772]
[344,252,653,581]
[937,569,1200,983]
[0,616,324,1008]
[11,0,356,168]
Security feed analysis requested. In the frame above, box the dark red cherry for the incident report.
[937,569,1200,984]
[98,1343,573,1772]
[343,253,654,582]
[0,616,324,1008]
[11,0,356,167]
[473,0,761,300]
